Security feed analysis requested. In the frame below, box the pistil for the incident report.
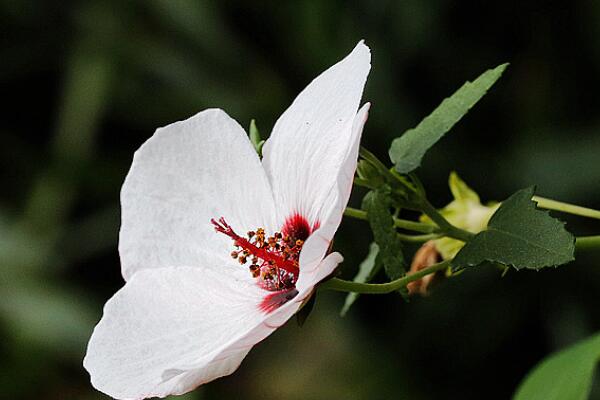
[211,217,303,290]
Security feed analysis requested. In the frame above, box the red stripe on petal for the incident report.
[259,289,299,314]
[312,220,321,231]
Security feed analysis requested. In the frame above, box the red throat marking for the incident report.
[211,214,319,313]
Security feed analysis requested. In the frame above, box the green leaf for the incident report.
[249,119,265,156]
[362,189,406,282]
[389,63,508,173]
[453,187,575,271]
[340,242,382,317]
[513,331,600,400]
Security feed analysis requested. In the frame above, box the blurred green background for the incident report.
[2,1,600,399]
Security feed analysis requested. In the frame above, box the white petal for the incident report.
[262,41,371,228]
[84,266,304,399]
[335,104,371,217]
[296,251,344,293]
[119,109,277,280]
[296,104,371,289]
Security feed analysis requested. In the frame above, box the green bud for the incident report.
[356,159,384,185]
[249,119,264,156]
[421,172,500,260]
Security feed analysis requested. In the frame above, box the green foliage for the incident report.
[453,187,575,270]
[362,189,406,284]
[389,63,508,173]
[340,242,382,316]
[513,331,600,400]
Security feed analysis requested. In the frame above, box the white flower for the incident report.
[84,42,371,399]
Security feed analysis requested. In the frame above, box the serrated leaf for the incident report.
[453,187,575,271]
[389,63,508,173]
[362,189,406,282]
[513,331,600,400]
[340,242,382,317]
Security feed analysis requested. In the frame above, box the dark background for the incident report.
[1,1,600,399]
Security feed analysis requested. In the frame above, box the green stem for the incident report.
[534,196,600,220]
[397,233,441,243]
[576,236,600,250]
[344,207,437,234]
[320,260,451,294]
[419,199,474,242]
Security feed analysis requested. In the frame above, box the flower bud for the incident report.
[407,241,441,296]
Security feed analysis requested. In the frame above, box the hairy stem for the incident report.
[320,260,451,294]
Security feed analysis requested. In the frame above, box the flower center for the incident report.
[211,217,308,291]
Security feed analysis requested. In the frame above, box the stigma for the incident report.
[211,217,308,291]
